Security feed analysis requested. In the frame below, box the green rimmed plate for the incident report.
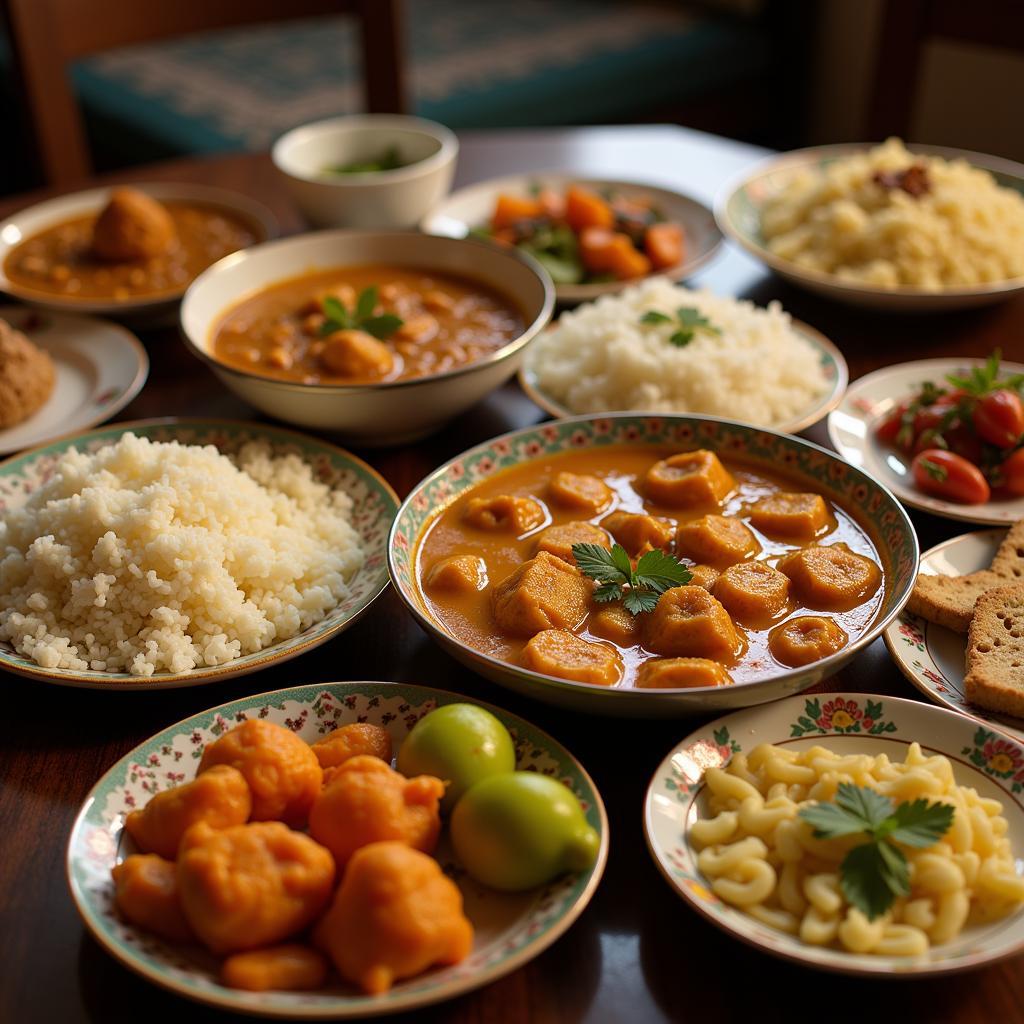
[885,528,1024,742]
[716,143,1024,312]
[66,680,608,1018]
[644,692,1024,976]
[0,418,397,690]
[388,413,919,716]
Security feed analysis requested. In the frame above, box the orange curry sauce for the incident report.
[415,446,885,690]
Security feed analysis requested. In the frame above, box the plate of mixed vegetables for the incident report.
[828,353,1024,525]
[420,174,722,302]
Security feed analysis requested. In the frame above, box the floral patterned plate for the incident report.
[0,419,398,690]
[0,306,148,455]
[66,680,608,1018]
[885,528,1024,741]
[644,692,1024,976]
[389,413,918,716]
[828,358,1024,527]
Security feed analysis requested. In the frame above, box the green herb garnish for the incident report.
[639,306,721,347]
[325,146,404,175]
[799,782,954,920]
[946,349,1024,396]
[318,285,404,340]
[571,542,691,615]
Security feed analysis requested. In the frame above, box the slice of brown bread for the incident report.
[964,584,1024,717]
[991,521,1024,581]
[907,570,1007,633]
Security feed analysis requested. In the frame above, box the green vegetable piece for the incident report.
[397,703,516,813]
[450,772,600,891]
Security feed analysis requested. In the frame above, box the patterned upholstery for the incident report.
[60,1,773,161]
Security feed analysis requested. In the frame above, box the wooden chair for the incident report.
[3,0,406,186]
[868,0,1024,140]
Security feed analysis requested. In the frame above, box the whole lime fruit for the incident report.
[396,703,516,812]
[450,772,600,891]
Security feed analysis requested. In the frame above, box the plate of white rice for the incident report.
[520,277,846,433]
[717,139,1024,311]
[0,419,398,689]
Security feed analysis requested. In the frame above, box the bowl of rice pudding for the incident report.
[0,418,397,689]
[716,139,1024,311]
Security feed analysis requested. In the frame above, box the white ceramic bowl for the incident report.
[716,143,1024,312]
[0,183,275,325]
[273,115,459,229]
[180,230,555,445]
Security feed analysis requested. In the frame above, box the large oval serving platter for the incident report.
[885,528,1024,742]
[0,419,397,689]
[389,413,918,716]
[645,692,1024,976]
[828,357,1024,527]
[716,143,1024,312]
[67,680,608,1018]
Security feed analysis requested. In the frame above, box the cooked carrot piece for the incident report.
[579,229,652,279]
[565,186,615,233]
[538,188,566,220]
[492,194,543,230]
[645,222,686,269]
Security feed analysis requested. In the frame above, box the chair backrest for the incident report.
[867,0,1024,140]
[3,0,406,186]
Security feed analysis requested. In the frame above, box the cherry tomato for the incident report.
[1000,448,1024,496]
[943,422,984,465]
[875,402,909,445]
[911,449,991,504]
[913,428,947,455]
[973,389,1024,449]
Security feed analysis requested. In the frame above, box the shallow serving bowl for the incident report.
[180,230,555,446]
[422,173,722,305]
[519,317,848,436]
[645,693,1024,976]
[388,413,918,716]
[273,115,459,229]
[716,143,1024,312]
[0,418,398,690]
[68,680,608,1018]
[0,183,275,324]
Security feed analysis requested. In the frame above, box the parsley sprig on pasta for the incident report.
[800,782,954,920]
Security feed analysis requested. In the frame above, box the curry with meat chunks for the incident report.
[416,446,885,690]
[4,187,258,301]
[210,266,524,384]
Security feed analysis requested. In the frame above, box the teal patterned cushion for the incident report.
[68,0,772,158]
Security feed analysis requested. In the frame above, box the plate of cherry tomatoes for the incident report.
[828,353,1024,525]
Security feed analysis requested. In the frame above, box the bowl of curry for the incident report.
[389,414,919,715]
[0,184,274,323]
[180,230,555,444]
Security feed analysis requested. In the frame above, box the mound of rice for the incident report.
[761,138,1024,289]
[0,433,364,676]
[526,276,829,425]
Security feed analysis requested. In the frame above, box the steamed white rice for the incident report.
[0,433,363,676]
[527,277,829,425]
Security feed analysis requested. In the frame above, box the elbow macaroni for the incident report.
[689,742,1024,955]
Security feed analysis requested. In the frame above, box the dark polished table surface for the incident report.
[2,125,1024,1024]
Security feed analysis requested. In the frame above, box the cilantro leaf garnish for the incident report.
[571,541,691,616]
[946,349,1024,397]
[319,285,404,340]
[638,306,721,347]
[798,782,954,920]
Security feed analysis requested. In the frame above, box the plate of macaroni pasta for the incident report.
[644,692,1024,975]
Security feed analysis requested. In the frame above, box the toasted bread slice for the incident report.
[907,570,1007,633]
[964,584,1024,718]
[991,521,1024,581]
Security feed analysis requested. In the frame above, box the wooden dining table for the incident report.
[2,124,1023,1024]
